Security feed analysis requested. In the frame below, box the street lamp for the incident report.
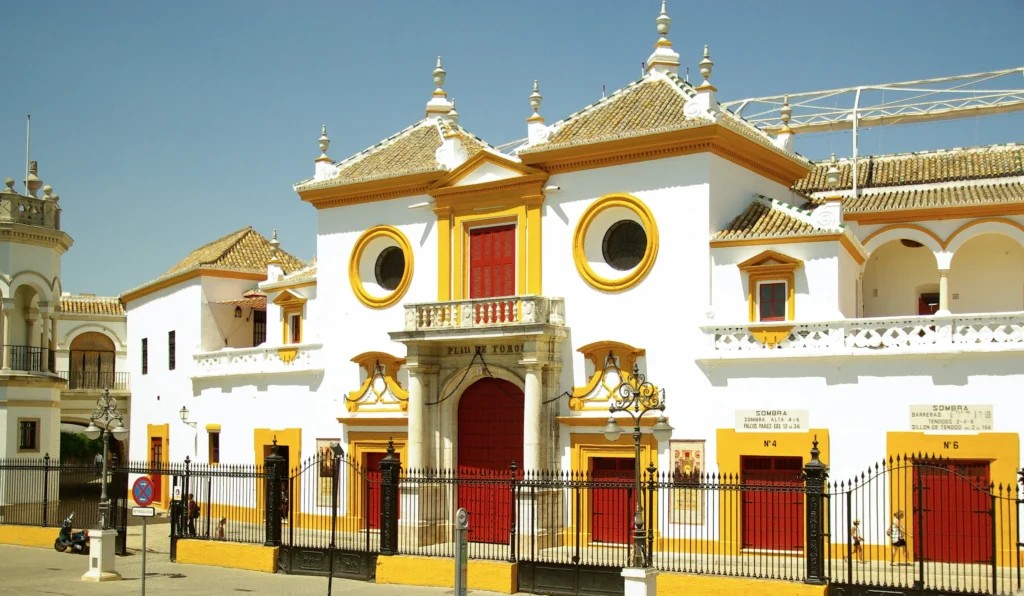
[81,387,128,583]
[179,406,198,457]
[603,364,673,569]
[327,442,344,596]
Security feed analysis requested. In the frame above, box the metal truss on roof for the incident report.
[724,67,1024,134]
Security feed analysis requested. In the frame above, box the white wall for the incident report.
[199,278,265,351]
[862,240,938,317]
[949,233,1024,314]
[837,243,858,318]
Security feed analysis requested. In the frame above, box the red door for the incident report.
[913,460,991,563]
[365,452,388,530]
[591,457,636,544]
[741,456,804,550]
[149,437,163,500]
[457,378,524,544]
[470,225,516,323]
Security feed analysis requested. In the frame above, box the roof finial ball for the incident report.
[698,45,714,89]
[779,95,793,134]
[528,80,544,122]
[270,228,280,255]
[826,153,841,189]
[3,178,16,194]
[316,125,331,163]
[433,56,447,96]
[656,0,672,45]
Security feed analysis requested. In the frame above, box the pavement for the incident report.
[0,544,511,596]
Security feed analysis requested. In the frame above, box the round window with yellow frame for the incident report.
[349,225,414,309]
[572,193,659,292]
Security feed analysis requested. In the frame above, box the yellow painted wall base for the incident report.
[176,539,278,573]
[658,572,827,596]
[376,555,518,594]
[0,525,57,548]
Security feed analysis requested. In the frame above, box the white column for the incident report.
[937,269,951,316]
[407,367,426,472]
[522,362,543,472]
[26,316,36,348]
[1,309,9,370]
[50,315,57,350]
[856,271,865,318]
[40,312,50,372]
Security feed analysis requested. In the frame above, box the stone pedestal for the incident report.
[81,529,121,582]
[621,567,657,596]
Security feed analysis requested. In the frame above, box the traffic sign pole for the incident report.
[131,477,156,596]
[141,516,146,596]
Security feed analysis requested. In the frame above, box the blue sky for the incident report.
[2,0,1022,296]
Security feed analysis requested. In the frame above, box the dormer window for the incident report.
[758,282,788,322]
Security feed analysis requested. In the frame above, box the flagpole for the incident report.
[24,115,31,194]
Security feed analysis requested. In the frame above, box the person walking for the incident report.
[887,510,910,565]
[186,493,200,537]
[851,520,865,563]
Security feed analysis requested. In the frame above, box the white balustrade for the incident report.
[702,312,1024,358]
[403,296,565,331]
[191,343,324,378]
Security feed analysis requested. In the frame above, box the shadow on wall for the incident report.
[191,372,325,397]
[699,354,1021,388]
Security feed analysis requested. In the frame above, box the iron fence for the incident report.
[165,458,268,546]
[56,370,131,391]
[3,345,52,373]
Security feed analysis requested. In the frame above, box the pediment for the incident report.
[272,289,307,306]
[431,151,545,190]
[737,250,803,271]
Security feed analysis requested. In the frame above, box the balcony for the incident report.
[395,296,566,340]
[1,345,55,373]
[0,193,61,230]
[191,343,324,379]
[56,371,131,392]
[701,312,1024,360]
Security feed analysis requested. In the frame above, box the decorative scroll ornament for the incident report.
[569,341,652,411]
[345,352,409,413]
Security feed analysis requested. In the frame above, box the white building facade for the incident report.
[124,5,1021,557]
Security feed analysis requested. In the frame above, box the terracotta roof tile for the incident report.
[713,199,823,241]
[795,144,1024,192]
[164,226,306,276]
[216,297,267,310]
[60,295,125,316]
[821,182,1024,214]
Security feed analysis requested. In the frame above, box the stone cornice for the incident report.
[0,223,73,254]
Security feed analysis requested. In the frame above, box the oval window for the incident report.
[601,220,647,271]
[374,246,405,291]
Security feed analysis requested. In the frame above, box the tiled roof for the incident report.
[302,120,491,189]
[520,77,703,152]
[795,144,1024,193]
[164,226,306,276]
[805,182,1024,214]
[60,295,125,316]
[713,197,828,241]
[216,296,267,310]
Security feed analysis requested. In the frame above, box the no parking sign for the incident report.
[133,477,155,507]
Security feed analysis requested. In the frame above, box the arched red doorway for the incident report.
[457,377,524,544]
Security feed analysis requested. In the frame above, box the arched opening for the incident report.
[457,378,524,544]
[10,285,42,370]
[949,233,1024,314]
[862,239,939,317]
[69,332,116,389]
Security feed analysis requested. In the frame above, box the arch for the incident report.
[943,218,1024,254]
[61,324,127,351]
[8,271,55,303]
[440,362,525,404]
[862,224,944,255]
[68,331,117,390]
[948,231,1024,314]
[862,237,940,317]
[70,331,116,352]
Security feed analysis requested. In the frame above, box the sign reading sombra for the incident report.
[910,405,993,432]
[735,410,808,432]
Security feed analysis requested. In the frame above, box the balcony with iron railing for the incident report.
[396,295,566,340]
[700,311,1024,360]
[55,370,131,392]
[1,345,55,374]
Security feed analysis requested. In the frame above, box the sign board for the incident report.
[132,477,155,507]
[132,506,155,518]
[172,486,182,501]
[736,410,808,432]
[910,405,993,432]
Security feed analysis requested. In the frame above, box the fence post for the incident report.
[264,439,285,547]
[803,436,827,585]
[914,462,925,590]
[379,438,400,556]
[508,461,517,563]
[646,462,657,568]
[41,453,49,527]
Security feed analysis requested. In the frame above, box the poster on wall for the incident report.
[669,440,705,525]
[316,439,340,508]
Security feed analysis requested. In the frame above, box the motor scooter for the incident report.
[54,513,90,554]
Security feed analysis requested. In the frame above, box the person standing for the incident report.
[887,510,910,565]
[186,493,200,537]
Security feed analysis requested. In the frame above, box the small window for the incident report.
[209,431,220,464]
[601,220,647,271]
[758,282,787,322]
[168,331,176,371]
[252,310,267,346]
[289,313,301,344]
[374,246,405,291]
[141,338,148,375]
[18,420,39,452]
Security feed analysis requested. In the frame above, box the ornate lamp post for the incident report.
[82,387,128,582]
[179,406,198,457]
[601,365,673,569]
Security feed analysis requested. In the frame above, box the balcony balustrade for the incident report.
[1,345,54,373]
[55,370,131,392]
[402,295,565,332]
[0,193,61,230]
[702,312,1024,359]
[191,342,324,378]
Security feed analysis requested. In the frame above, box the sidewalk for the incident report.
[0,544,511,595]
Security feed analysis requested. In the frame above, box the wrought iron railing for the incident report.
[2,345,52,373]
[55,370,131,391]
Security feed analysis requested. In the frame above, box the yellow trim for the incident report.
[526,199,543,294]
[520,124,810,186]
[715,428,829,555]
[0,525,62,549]
[346,352,409,412]
[205,424,221,431]
[281,309,302,345]
[271,289,308,306]
[298,171,440,211]
[346,432,407,527]
[121,269,267,304]
[452,211,525,300]
[572,193,659,293]
[435,207,453,301]
[737,250,802,323]
[863,218,1024,255]
[147,423,170,505]
[845,202,1024,224]
[254,428,302,514]
[15,417,40,454]
[570,433,657,545]
[657,572,827,596]
[429,150,546,189]
[942,216,1024,249]
[348,225,414,309]
[569,341,646,411]
[277,347,298,363]
[0,399,59,407]
[337,416,409,427]
[377,555,518,594]
[176,540,278,573]
[862,223,945,251]
[557,416,663,428]
[838,234,867,265]
[264,279,316,292]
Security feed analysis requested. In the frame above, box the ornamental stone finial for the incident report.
[2,177,14,193]
[826,153,841,189]
[699,45,714,87]
[270,229,280,254]
[449,98,460,122]
[645,1,680,74]
[426,56,454,118]
[656,0,671,40]
[433,56,447,94]
[528,80,544,122]
[315,124,331,163]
